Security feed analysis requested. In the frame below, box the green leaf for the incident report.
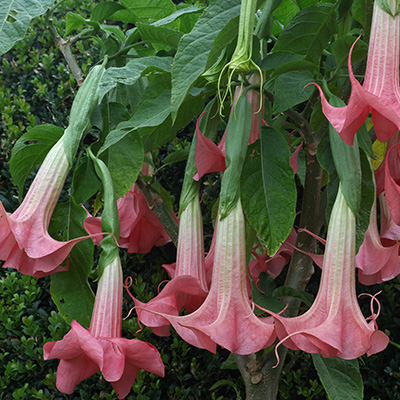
[10,124,64,191]
[274,3,338,64]
[99,56,173,100]
[162,147,189,166]
[272,286,314,308]
[91,2,125,22]
[0,0,56,55]
[312,355,363,400]
[352,0,365,26]
[204,15,239,70]
[260,52,305,73]
[331,35,368,66]
[241,128,296,256]
[328,97,361,218]
[356,151,375,251]
[99,129,144,199]
[140,90,205,152]
[71,157,101,204]
[273,0,318,27]
[273,70,314,113]
[251,273,286,315]
[49,200,95,327]
[137,22,183,50]
[65,12,86,35]
[118,0,176,23]
[171,0,241,119]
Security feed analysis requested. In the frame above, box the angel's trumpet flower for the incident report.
[133,195,208,336]
[137,200,276,355]
[271,186,389,359]
[0,138,94,277]
[44,255,164,399]
[314,0,400,145]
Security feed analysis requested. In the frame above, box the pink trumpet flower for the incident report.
[132,195,208,336]
[356,195,400,285]
[84,184,171,254]
[270,186,389,360]
[314,0,400,145]
[137,200,276,355]
[44,256,164,399]
[383,140,400,225]
[0,138,96,277]
[249,228,297,282]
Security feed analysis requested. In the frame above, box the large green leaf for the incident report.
[116,0,176,23]
[171,0,241,119]
[241,128,296,256]
[274,3,338,64]
[9,124,64,192]
[0,0,55,55]
[141,91,205,152]
[99,129,144,199]
[312,355,363,400]
[99,56,173,100]
[137,22,183,50]
[49,200,95,328]
[273,70,315,113]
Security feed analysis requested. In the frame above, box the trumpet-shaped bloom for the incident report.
[137,200,276,355]
[44,256,164,399]
[133,195,208,336]
[249,228,297,282]
[271,186,389,359]
[314,0,400,145]
[356,196,400,285]
[0,138,94,277]
[84,183,171,253]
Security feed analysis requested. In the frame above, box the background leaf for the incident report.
[312,355,364,400]
[274,3,338,64]
[9,124,63,192]
[0,0,56,55]
[99,129,144,199]
[49,200,95,328]
[171,0,241,119]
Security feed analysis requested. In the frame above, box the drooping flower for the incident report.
[137,200,276,355]
[84,176,171,254]
[270,186,389,359]
[314,0,400,145]
[356,195,400,285]
[249,228,297,282]
[0,138,95,277]
[44,255,164,399]
[132,194,209,336]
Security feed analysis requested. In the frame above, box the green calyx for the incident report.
[376,0,400,17]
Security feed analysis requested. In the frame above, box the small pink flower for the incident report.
[44,255,164,399]
[0,138,94,277]
[356,196,400,285]
[249,228,297,282]
[84,183,171,253]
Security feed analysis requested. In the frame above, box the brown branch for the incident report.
[54,35,84,86]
